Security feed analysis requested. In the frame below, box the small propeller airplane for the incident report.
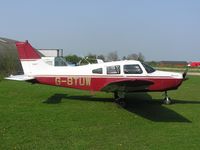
[6,41,188,106]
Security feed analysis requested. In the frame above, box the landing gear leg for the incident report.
[163,91,171,105]
[114,92,126,108]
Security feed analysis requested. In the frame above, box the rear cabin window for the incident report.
[124,64,143,74]
[92,68,103,74]
[107,65,120,74]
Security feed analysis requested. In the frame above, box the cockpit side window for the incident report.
[107,65,120,74]
[92,68,103,74]
[124,64,143,74]
[142,63,156,73]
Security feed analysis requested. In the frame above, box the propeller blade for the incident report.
[182,68,189,80]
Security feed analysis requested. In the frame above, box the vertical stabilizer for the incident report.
[15,41,41,60]
[15,41,42,75]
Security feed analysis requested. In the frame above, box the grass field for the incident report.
[0,76,200,149]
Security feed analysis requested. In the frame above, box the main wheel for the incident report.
[163,97,171,105]
[113,92,126,108]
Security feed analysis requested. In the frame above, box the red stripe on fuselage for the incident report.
[35,76,183,92]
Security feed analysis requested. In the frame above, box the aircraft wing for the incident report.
[101,79,154,92]
[5,75,35,81]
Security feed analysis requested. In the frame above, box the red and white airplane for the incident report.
[6,41,187,106]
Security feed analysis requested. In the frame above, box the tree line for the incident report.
[0,39,22,80]
[0,53,23,80]
[64,51,145,65]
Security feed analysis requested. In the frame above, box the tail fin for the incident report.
[16,41,41,60]
[15,41,42,75]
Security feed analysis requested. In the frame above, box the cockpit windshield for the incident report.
[55,57,67,66]
[142,63,156,73]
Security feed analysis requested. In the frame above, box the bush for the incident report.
[0,54,20,75]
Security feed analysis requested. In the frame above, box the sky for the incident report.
[0,0,200,61]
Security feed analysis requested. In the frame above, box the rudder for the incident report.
[15,41,42,75]
[15,41,41,60]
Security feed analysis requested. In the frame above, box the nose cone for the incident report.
[148,70,186,91]
[167,72,185,89]
[168,72,187,89]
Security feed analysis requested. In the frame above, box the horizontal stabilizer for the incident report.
[5,75,35,81]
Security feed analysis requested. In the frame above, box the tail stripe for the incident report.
[16,41,41,60]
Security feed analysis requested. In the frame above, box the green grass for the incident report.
[0,76,200,149]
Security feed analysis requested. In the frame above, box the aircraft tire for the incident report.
[163,97,171,105]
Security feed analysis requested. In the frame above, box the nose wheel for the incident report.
[163,91,172,105]
[114,92,126,108]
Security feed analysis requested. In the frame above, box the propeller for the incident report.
[182,67,189,81]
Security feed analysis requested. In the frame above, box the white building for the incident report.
[38,49,63,57]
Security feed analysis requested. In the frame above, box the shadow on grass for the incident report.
[172,99,200,104]
[43,94,68,104]
[124,93,193,123]
[43,93,195,123]
[43,94,113,104]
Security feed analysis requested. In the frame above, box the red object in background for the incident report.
[189,62,200,67]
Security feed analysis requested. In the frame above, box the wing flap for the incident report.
[101,79,154,92]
